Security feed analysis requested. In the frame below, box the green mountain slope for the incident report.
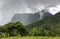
[26,12,60,29]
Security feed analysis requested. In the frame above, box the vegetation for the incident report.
[0,12,60,37]
[26,12,60,36]
[0,22,29,37]
[1,36,60,39]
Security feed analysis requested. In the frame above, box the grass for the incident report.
[0,36,60,39]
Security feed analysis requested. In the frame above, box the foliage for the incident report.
[0,12,60,37]
[26,12,60,36]
[0,22,29,37]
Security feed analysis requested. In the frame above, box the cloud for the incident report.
[48,5,60,15]
[25,0,60,13]
[26,0,60,5]
[0,0,60,25]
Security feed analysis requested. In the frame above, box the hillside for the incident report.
[0,12,60,37]
[26,12,60,29]
[11,12,40,26]
[11,9,52,26]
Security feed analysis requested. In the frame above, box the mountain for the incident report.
[40,9,52,19]
[26,12,60,29]
[11,9,52,26]
[11,12,40,25]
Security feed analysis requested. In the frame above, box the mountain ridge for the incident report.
[11,9,52,25]
[26,12,60,29]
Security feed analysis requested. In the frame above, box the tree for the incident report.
[4,22,29,36]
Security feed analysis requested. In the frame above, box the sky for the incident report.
[0,0,60,25]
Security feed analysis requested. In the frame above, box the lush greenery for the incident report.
[0,22,29,37]
[0,12,60,37]
[1,36,60,39]
[26,12,60,36]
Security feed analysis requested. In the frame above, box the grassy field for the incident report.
[0,36,60,39]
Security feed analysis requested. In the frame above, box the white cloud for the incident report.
[0,0,3,25]
[36,5,45,11]
[48,5,60,15]
[0,13,3,21]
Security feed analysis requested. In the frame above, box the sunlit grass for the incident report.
[0,36,60,39]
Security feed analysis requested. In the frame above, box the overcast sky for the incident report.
[0,0,60,25]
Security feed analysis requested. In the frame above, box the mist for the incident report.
[0,0,60,25]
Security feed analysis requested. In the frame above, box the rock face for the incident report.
[40,9,52,19]
[11,9,52,26]
[11,12,40,25]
